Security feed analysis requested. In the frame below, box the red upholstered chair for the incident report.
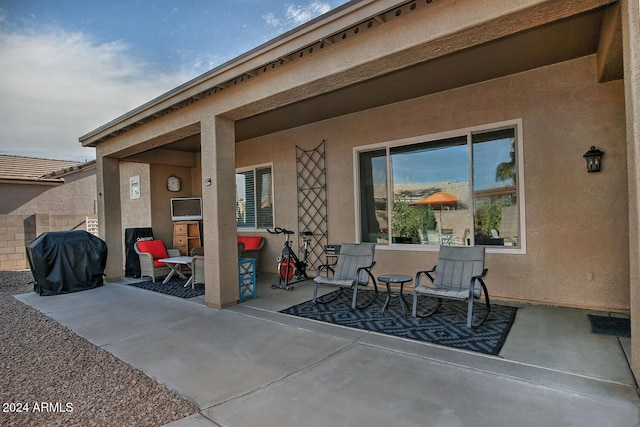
[134,240,180,282]
[237,236,265,274]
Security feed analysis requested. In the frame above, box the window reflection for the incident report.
[236,171,253,228]
[390,136,469,245]
[358,125,521,249]
[359,150,388,243]
[472,129,518,246]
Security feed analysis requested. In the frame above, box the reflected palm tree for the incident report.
[496,140,516,184]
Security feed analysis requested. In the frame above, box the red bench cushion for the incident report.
[237,236,263,251]
[137,240,169,260]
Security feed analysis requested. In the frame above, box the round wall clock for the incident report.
[166,174,181,192]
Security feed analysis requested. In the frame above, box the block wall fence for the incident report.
[0,214,98,271]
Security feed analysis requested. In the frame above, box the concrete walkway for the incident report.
[17,277,639,427]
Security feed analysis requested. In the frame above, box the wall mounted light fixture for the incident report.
[583,146,604,173]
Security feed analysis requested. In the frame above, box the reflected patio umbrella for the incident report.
[411,192,459,236]
[411,191,459,207]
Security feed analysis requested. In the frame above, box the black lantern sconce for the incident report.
[583,146,604,173]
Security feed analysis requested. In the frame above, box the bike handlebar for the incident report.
[267,228,317,237]
[267,227,294,235]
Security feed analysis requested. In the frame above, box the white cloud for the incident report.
[0,27,189,161]
[286,2,331,25]
[262,12,281,28]
[263,1,331,31]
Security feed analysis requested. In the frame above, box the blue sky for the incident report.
[381,137,514,191]
[0,0,349,161]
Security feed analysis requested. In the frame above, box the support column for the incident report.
[622,0,640,380]
[200,116,239,308]
[96,154,123,280]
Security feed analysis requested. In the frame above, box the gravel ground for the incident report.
[0,271,200,427]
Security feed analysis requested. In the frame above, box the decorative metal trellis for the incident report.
[296,140,328,270]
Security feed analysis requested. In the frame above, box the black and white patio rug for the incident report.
[280,289,518,355]
[127,277,204,299]
[588,314,631,338]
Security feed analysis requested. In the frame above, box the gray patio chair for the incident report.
[412,246,490,328]
[191,242,244,286]
[312,242,378,309]
[191,247,205,287]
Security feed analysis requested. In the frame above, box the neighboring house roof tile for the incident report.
[0,154,94,183]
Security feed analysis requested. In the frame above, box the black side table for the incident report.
[378,274,413,317]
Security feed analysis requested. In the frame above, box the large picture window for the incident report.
[358,122,523,250]
[236,164,274,229]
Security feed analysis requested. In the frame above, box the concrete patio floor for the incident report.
[17,274,639,426]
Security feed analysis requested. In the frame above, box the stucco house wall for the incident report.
[119,162,152,231]
[1,166,96,215]
[236,54,627,312]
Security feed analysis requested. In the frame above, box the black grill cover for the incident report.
[26,230,108,296]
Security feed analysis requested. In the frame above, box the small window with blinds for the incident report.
[236,164,274,229]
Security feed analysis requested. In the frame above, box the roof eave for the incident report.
[0,177,64,185]
[41,159,97,178]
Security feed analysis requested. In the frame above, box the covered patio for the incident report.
[80,0,640,386]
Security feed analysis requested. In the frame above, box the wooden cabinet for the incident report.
[173,221,201,255]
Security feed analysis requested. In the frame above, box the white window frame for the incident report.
[236,162,275,231]
[353,119,526,254]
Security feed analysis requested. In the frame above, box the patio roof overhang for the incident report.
[79,0,622,153]
[235,4,621,142]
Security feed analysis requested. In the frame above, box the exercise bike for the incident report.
[267,227,313,290]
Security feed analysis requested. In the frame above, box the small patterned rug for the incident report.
[127,277,204,299]
[280,289,517,355]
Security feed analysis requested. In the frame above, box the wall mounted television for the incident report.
[170,197,203,222]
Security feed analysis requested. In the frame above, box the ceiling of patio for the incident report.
[160,5,621,153]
